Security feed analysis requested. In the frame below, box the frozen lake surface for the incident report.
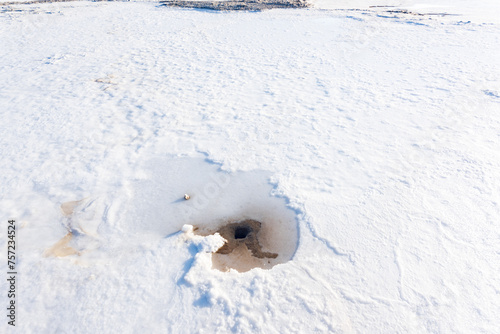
[1,0,499,332]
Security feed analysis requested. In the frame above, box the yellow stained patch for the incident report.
[60,200,83,216]
[44,233,79,257]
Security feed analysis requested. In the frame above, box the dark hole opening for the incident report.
[234,226,250,239]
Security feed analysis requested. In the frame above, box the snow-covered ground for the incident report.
[1,0,499,333]
[312,0,500,23]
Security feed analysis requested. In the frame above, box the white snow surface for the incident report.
[1,1,500,333]
[312,0,500,23]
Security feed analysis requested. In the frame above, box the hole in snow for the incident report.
[234,226,250,239]
[196,216,290,273]
[216,220,277,259]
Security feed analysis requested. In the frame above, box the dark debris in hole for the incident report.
[216,219,278,259]
[234,226,250,239]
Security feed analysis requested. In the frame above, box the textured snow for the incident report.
[312,0,500,23]
[1,0,500,333]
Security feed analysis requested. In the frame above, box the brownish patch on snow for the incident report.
[195,218,290,272]
[43,233,79,257]
[60,200,82,216]
[215,219,278,259]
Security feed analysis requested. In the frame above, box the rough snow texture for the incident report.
[1,1,500,333]
[312,0,500,23]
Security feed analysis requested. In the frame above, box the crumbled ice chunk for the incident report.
[182,224,226,253]
[182,224,194,233]
[191,233,226,253]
